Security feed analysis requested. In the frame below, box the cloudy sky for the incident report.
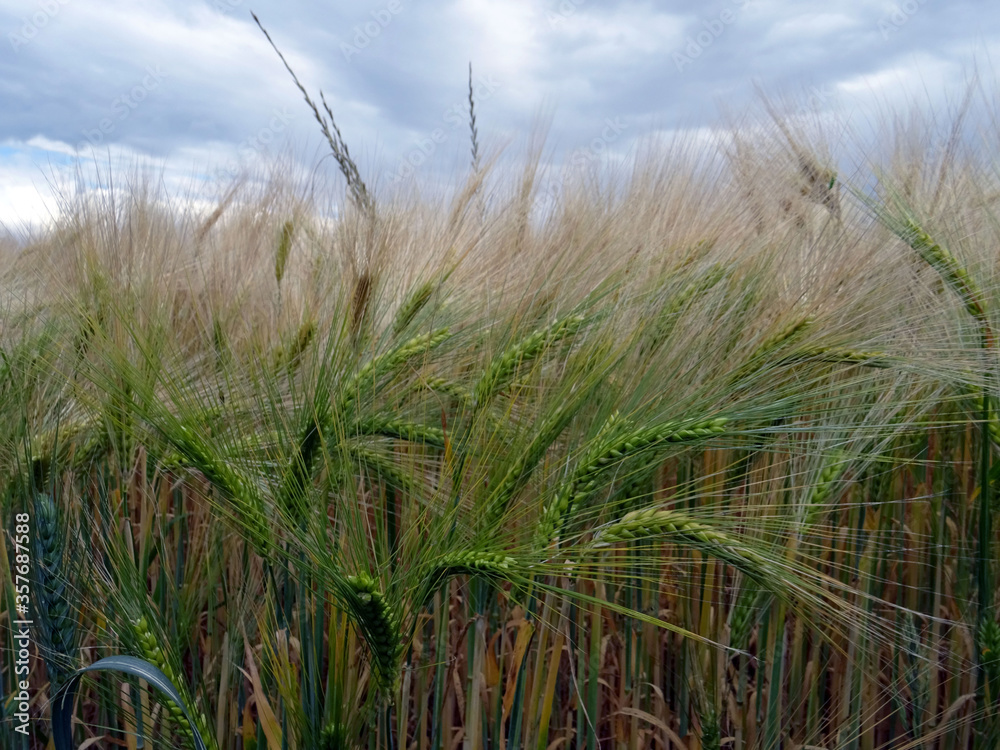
[0,0,994,230]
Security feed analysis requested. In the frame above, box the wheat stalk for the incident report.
[468,62,481,173]
[274,219,295,287]
[341,328,451,413]
[33,492,77,690]
[392,280,436,335]
[474,314,585,407]
[252,14,374,217]
[354,415,446,449]
[537,415,729,546]
[341,573,402,695]
[166,424,272,556]
[133,615,211,747]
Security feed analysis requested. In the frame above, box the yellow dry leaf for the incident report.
[502,619,534,720]
[484,631,501,688]
[119,682,138,750]
[240,640,283,750]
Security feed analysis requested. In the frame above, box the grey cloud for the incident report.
[0,0,996,223]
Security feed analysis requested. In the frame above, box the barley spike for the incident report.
[474,314,586,407]
[342,574,402,695]
[537,416,729,545]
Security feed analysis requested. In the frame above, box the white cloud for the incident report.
[449,0,540,80]
[549,4,685,59]
[0,0,995,228]
[0,148,65,231]
[766,12,860,42]
[835,54,960,101]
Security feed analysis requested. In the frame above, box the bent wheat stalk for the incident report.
[537,415,729,546]
[416,550,519,610]
[339,328,452,414]
[353,415,446,449]
[898,218,991,345]
[33,492,77,690]
[473,314,586,407]
[779,346,891,368]
[339,574,402,696]
[392,280,436,335]
[588,506,867,645]
[133,616,212,748]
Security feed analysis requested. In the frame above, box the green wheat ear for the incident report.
[342,574,402,696]
[988,398,1000,446]
[393,279,436,334]
[807,451,850,512]
[781,346,890,368]
[899,218,988,323]
[273,319,316,372]
[474,314,586,407]
[537,415,729,546]
[341,327,452,412]
[762,316,812,351]
[729,584,770,649]
[419,550,518,607]
[643,264,727,353]
[33,492,77,690]
[275,219,295,286]
[133,616,211,747]
[167,424,272,556]
[354,414,446,447]
[981,619,1000,700]
[412,375,472,405]
[591,506,776,589]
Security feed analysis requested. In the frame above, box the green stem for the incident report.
[978,390,994,749]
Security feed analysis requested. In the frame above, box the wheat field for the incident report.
[3,61,1000,750]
